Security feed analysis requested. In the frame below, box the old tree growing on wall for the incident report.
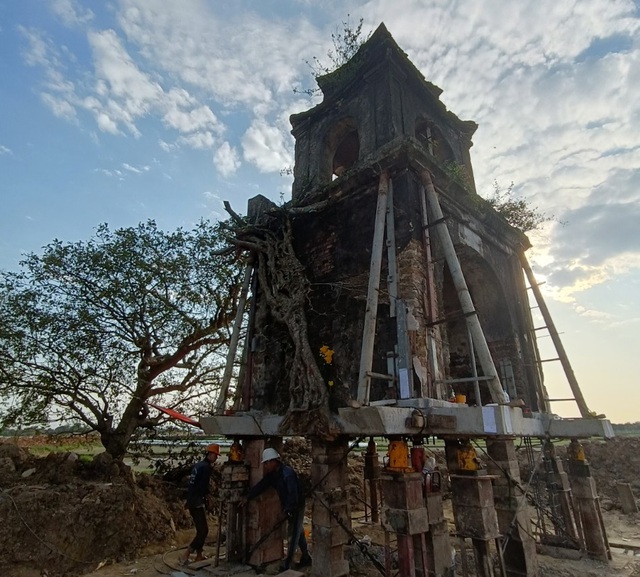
[0,221,243,458]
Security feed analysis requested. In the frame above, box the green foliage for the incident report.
[612,422,640,435]
[296,15,370,95]
[443,161,472,192]
[318,15,369,76]
[0,220,243,458]
[486,181,552,232]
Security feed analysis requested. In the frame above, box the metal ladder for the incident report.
[519,254,595,418]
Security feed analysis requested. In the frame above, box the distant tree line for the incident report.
[612,422,640,434]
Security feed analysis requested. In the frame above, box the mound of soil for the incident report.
[3,435,640,577]
[0,442,188,577]
[579,437,640,509]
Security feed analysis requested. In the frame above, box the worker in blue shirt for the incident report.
[181,443,220,565]
[241,448,312,571]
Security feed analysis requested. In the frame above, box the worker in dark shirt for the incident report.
[241,448,312,571]
[181,443,220,565]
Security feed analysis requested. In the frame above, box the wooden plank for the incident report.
[357,171,390,404]
[616,482,639,514]
[609,541,640,552]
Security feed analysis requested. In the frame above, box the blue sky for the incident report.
[1,0,639,423]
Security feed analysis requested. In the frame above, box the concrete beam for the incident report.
[199,405,613,440]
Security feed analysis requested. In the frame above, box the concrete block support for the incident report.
[380,471,437,577]
[486,438,538,577]
[425,495,454,577]
[541,441,581,546]
[311,438,350,577]
[566,446,610,562]
[446,439,500,577]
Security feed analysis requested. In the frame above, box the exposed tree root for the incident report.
[235,212,340,437]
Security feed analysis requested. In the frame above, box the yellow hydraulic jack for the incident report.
[456,441,483,473]
[567,438,586,463]
[229,438,245,463]
[386,438,415,473]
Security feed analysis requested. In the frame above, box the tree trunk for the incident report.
[100,387,148,460]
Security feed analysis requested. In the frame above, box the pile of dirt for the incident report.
[577,437,640,510]
[4,435,640,577]
[0,442,189,577]
[524,437,640,512]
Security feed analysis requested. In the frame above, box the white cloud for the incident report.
[242,119,292,173]
[17,1,640,305]
[162,88,223,137]
[355,0,640,299]
[95,167,124,179]
[158,139,173,152]
[177,132,216,149]
[51,0,94,27]
[20,27,79,121]
[203,191,221,202]
[63,29,228,148]
[20,27,53,68]
[0,145,12,155]
[41,92,77,120]
[214,142,241,178]
[122,162,150,173]
[85,29,163,135]
[116,0,324,107]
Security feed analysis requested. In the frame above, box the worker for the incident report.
[240,447,312,571]
[181,443,220,565]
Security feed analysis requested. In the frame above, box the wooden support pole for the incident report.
[419,184,441,396]
[357,171,390,405]
[420,170,507,404]
[386,179,398,318]
[216,263,253,413]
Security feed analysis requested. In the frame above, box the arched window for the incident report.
[324,117,360,181]
[332,130,359,178]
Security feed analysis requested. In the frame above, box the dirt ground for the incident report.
[1,436,639,577]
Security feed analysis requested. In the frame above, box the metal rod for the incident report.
[436,376,494,384]
[366,371,395,381]
[468,325,482,405]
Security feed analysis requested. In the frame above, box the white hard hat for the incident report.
[261,448,281,463]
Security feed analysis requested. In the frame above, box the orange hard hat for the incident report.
[206,443,221,455]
